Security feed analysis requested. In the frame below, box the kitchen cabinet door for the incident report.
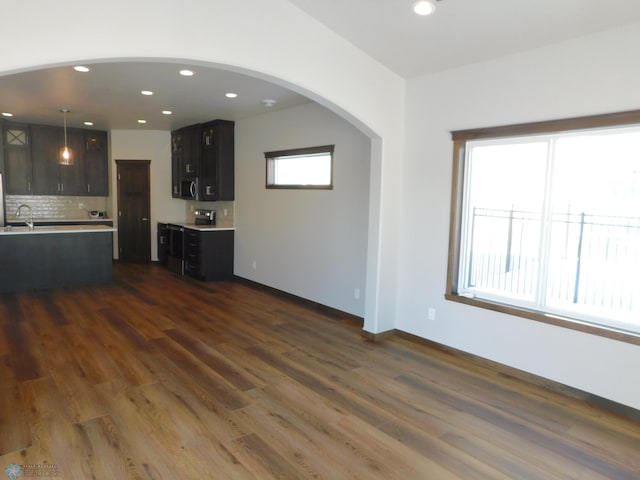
[84,130,108,196]
[171,124,202,197]
[181,125,200,178]
[200,148,218,200]
[157,223,169,265]
[58,128,86,195]
[171,131,182,197]
[1,123,33,194]
[200,120,234,201]
[31,125,61,195]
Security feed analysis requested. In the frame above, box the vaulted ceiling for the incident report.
[289,0,640,77]
[1,0,639,130]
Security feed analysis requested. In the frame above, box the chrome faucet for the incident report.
[16,204,34,230]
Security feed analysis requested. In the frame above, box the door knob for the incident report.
[142,217,149,221]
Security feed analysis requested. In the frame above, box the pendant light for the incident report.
[59,108,73,165]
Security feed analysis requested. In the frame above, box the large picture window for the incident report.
[447,111,640,343]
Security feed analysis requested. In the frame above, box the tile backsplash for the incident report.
[5,195,109,221]
[4,195,235,227]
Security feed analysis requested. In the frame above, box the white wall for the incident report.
[110,130,185,260]
[235,103,370,316]
[400,22,640,410]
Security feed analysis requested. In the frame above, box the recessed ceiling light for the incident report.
[137,119,147,124]
[2,112,13,117]
[83,121,94,126]
[225,93,238,98]
[179,69,194,77]
[162,110,172,115]
[262,99,277,108]
[413,0,437,16]
[141,90,154,96]
[73,65,90,73]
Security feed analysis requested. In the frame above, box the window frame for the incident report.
[446,109,640,346]
[264,145,334,190]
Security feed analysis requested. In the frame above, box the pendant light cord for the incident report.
[63,109,68,149]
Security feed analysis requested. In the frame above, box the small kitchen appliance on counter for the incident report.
[194,208,216,225]
[89,210,107,219]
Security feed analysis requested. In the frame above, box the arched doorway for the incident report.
[0,0,405,334]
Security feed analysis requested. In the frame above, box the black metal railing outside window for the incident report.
[464,206,640,324]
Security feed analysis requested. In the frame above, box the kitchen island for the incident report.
[0,224,115,293]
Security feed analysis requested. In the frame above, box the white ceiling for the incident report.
[2,0,640,131]
[0,62,311,131]
[289,0,640,77]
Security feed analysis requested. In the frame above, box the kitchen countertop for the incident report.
[184,223,235,232]
[5,217,112,224]
[161,221,235,232]
[0,224,116,235]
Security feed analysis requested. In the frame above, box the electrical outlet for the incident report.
[78,202,85,209]
[428,307,436,321]
[252,260,257,270]
[354,288,360,300]
[224,208,228,217]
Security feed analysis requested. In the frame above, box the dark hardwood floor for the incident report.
[1,263,639,479]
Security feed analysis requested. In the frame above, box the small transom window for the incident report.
[265,145,334,189]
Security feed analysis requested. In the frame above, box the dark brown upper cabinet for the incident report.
[1,122,33,194]
[32,125,84,195]
[84,130,109,196]
[1,119,108,197]
[171,130,182,198]
[200,120,234,201]
[171,119,234,201]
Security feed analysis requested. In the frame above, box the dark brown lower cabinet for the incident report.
[157,223,169,266]
[0,230,113,293]
[183,228,234,281]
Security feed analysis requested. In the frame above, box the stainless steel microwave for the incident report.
[180,178,199,199]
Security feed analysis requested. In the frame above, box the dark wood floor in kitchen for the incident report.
[1,263,639,479]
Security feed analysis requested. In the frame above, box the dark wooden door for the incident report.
[117,160,151,263]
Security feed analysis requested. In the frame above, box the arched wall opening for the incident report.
[0,56,394,334]
[1,0,406,336]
